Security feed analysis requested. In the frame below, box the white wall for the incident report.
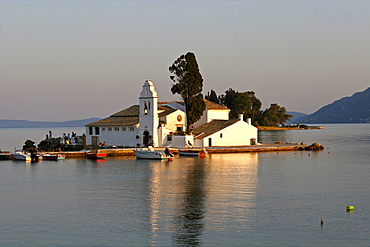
[192,109,230,129]
[207,109,229,122]
[171,135,194,148]
[158,125,173,147]
[85,126,138,147]
[164,110,186,131]
[196,121,258,147]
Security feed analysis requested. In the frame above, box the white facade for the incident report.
[194,120,258,147]
[85,125,138,147]
[85,80,258,148]
[158,109,186,147]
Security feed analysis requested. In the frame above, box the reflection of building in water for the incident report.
[146,158,207,246]
[146,153,259,245]
[205,153,259,231]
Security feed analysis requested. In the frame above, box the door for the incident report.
[143,130,150,146]
[208,138,212,147]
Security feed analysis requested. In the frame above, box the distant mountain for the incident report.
[286,111,308,124]
[295,87,370,123]
[0,118,101,128]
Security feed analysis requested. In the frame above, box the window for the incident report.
[220,133,223,138]
[128,127,134,131]
[144,102,148,115]
[250,138,256,145]
[176,126,182,131]
[122,127,126,131]
[95,127,100,135]
[108,127,112,131]
[114,127,119,131]
[102,127,106,131]
[88,127,93,135]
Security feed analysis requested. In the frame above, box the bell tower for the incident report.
[139,79,159,147]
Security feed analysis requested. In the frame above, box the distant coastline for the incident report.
[0,118,101,128]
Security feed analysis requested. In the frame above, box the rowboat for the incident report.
[134,147,173,160]
[42,154,66,161]
[0,151,11,160]
[87,152,107,159]
[178,149,207,157]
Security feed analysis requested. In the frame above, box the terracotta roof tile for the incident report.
[204,99,229,110]
[86,116,139,126]
[86,105,140,126]
[158,101,184,105]
[110,105,139,117]
[193,119,239,139]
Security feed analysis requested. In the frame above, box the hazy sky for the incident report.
[1,1,369,122]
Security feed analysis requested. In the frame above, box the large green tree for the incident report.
[258,103,292,126]
[169,52,206,132]
[217,88,294,126]
[205,89,219,104]
[219,88,262,122]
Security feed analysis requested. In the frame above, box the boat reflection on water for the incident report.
[146,153,259,245]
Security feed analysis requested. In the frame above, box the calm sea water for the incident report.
[0,124,369,246]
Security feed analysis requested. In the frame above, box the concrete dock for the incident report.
[35,143,311,159]
[3,143,320,160]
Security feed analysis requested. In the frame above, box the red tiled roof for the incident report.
[203,99,229,110]
[192,119,240,139]
[110,105,139,117]
[86,104,177,126]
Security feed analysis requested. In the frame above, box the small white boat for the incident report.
[12,151,31,161]
[134,147,173,160]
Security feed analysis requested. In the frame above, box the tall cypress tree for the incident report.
[205,89,219,104]
[169,52,206,132]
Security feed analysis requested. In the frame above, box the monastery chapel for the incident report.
[85,79,258,148]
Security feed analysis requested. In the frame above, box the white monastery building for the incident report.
[85,79,258,148]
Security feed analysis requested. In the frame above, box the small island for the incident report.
[257,125,323,131]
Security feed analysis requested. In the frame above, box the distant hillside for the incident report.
[0,118,101,128]
[295,87,370,123]
[286,111,308,124]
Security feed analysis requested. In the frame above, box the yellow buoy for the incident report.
[346,206,354,211]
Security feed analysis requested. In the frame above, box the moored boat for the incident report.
[0,151,11,160]
[178,148,207,157]
[12,151,31,161]
[57,154,66,160]
[87,152,107,159]
[42,154,66,161]
[134,147,173,160]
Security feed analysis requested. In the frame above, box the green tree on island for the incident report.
[218,88,262,122]
[169,52,206,132]
[258,103,292,126]
[206,88,291,126]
